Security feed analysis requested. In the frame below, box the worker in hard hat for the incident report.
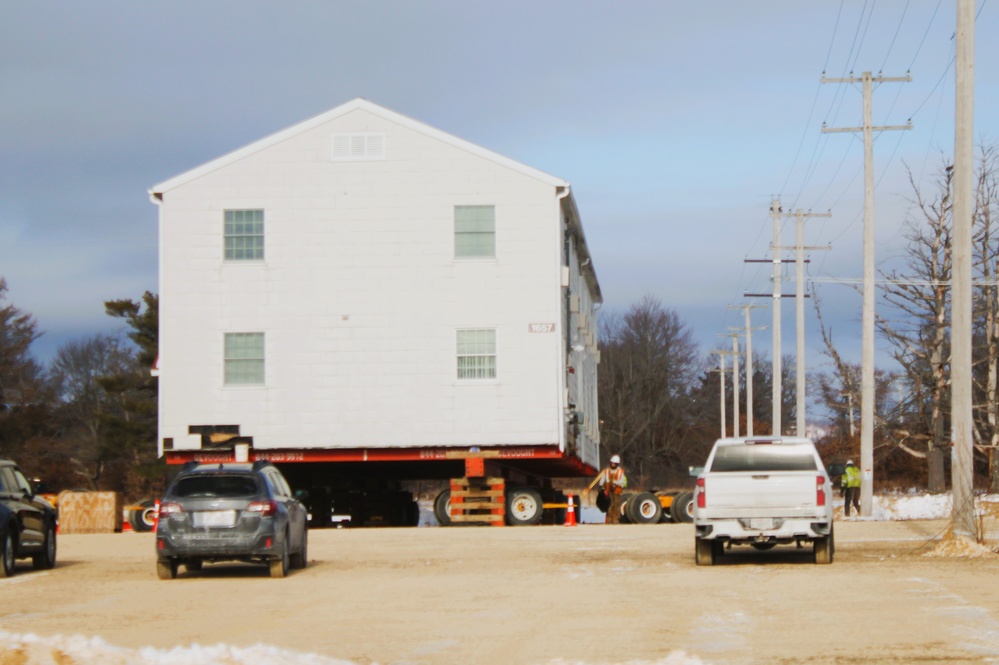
[592,455,628,524]
[841,460,861,517]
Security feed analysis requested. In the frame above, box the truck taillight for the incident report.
[816,476,826,507]
[246,500,278,517]
[696,478,705,508]
[158,502,183,516]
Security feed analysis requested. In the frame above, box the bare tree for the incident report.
[972,146,999,488]
[597,296,706,486]
[813,284,917,487]
[49,334,135,489]
[877,163,953,492]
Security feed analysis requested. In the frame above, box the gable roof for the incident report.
[149,98,568,196]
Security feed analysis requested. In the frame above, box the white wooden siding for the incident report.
[156,102,599,464]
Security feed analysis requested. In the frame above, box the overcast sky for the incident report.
[2,2,996,382]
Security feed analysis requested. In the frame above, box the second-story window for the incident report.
[454,205,495,258]
[224,209,264,261]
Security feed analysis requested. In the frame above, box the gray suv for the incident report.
[0,458,57,577]
[155,460,308,579]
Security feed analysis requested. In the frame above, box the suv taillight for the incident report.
[696,477,706,509]
[246,500,278,517]
[816,476,826,507]
[158,501,183,516]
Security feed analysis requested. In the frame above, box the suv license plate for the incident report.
[749,518,775,530]
[193,510,237,528]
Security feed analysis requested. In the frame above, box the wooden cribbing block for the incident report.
[56,491,123,534]
[449,477,505,526]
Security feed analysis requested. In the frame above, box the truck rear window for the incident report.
[709,444,818,472]
[172,475,259,498]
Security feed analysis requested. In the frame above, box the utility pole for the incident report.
[745,200,801,437]
[822,71,911,517]
[728,304,767,437]
[714,350,736,439]
[770,199,783,436]
[720,333,742,437]
[840,391,856,438]
[773,210,831,436]
[952,0,975,539]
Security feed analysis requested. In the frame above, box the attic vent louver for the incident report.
[331,133,385,161]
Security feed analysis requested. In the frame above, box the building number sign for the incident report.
[528,323,556,333]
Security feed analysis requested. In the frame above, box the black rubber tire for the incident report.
[626,492,663,524]
[32,522,56,570]
[156,559,178,580]
[506,487,544,526]
[290,528,308,570]
[695,537,715,566]
[433,489,452,526]
[270,539,289,578]
[131,499,157,533]
[672,492,694,523]
[659,501,673,523]
[814,532,834,564]
[0,529,15,578]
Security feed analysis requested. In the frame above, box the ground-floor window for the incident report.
[456,329,496,380]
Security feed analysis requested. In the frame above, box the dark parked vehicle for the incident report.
[155,460,308,579]
[0,458,57,577]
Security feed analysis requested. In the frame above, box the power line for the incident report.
[879,0,912,73]
[849,1,879,73]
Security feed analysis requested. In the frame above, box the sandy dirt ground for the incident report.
[3,519,999,664]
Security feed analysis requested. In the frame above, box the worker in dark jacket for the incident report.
[841,460,861,517]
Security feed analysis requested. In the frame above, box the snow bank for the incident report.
[0,631,708,665]
[0,631,358,665]
[870,492,953,521]
[548,654,705,665]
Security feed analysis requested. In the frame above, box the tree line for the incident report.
[0,281,160,501]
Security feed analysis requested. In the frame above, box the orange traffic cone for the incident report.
[564,494,578,527]
[152,499,160,532]
[122,519,133,533]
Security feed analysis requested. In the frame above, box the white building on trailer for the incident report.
[150,98,602,511]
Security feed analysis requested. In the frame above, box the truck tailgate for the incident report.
[703,472,819,518]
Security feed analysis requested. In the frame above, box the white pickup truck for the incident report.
[692,436,834,565]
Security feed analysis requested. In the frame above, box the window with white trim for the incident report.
[224,209,264,261]
[454,205,495,258]
[224,333,265,385]
[457,329,496,380]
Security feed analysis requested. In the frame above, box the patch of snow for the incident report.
[547,654,706,665]
[0,631,708,665]
[0,631,359,665]
[872,492,953,521]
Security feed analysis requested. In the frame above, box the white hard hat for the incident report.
[610,455,621,464]
[846,459,854,465]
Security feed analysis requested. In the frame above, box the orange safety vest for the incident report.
[600,466,627,490]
